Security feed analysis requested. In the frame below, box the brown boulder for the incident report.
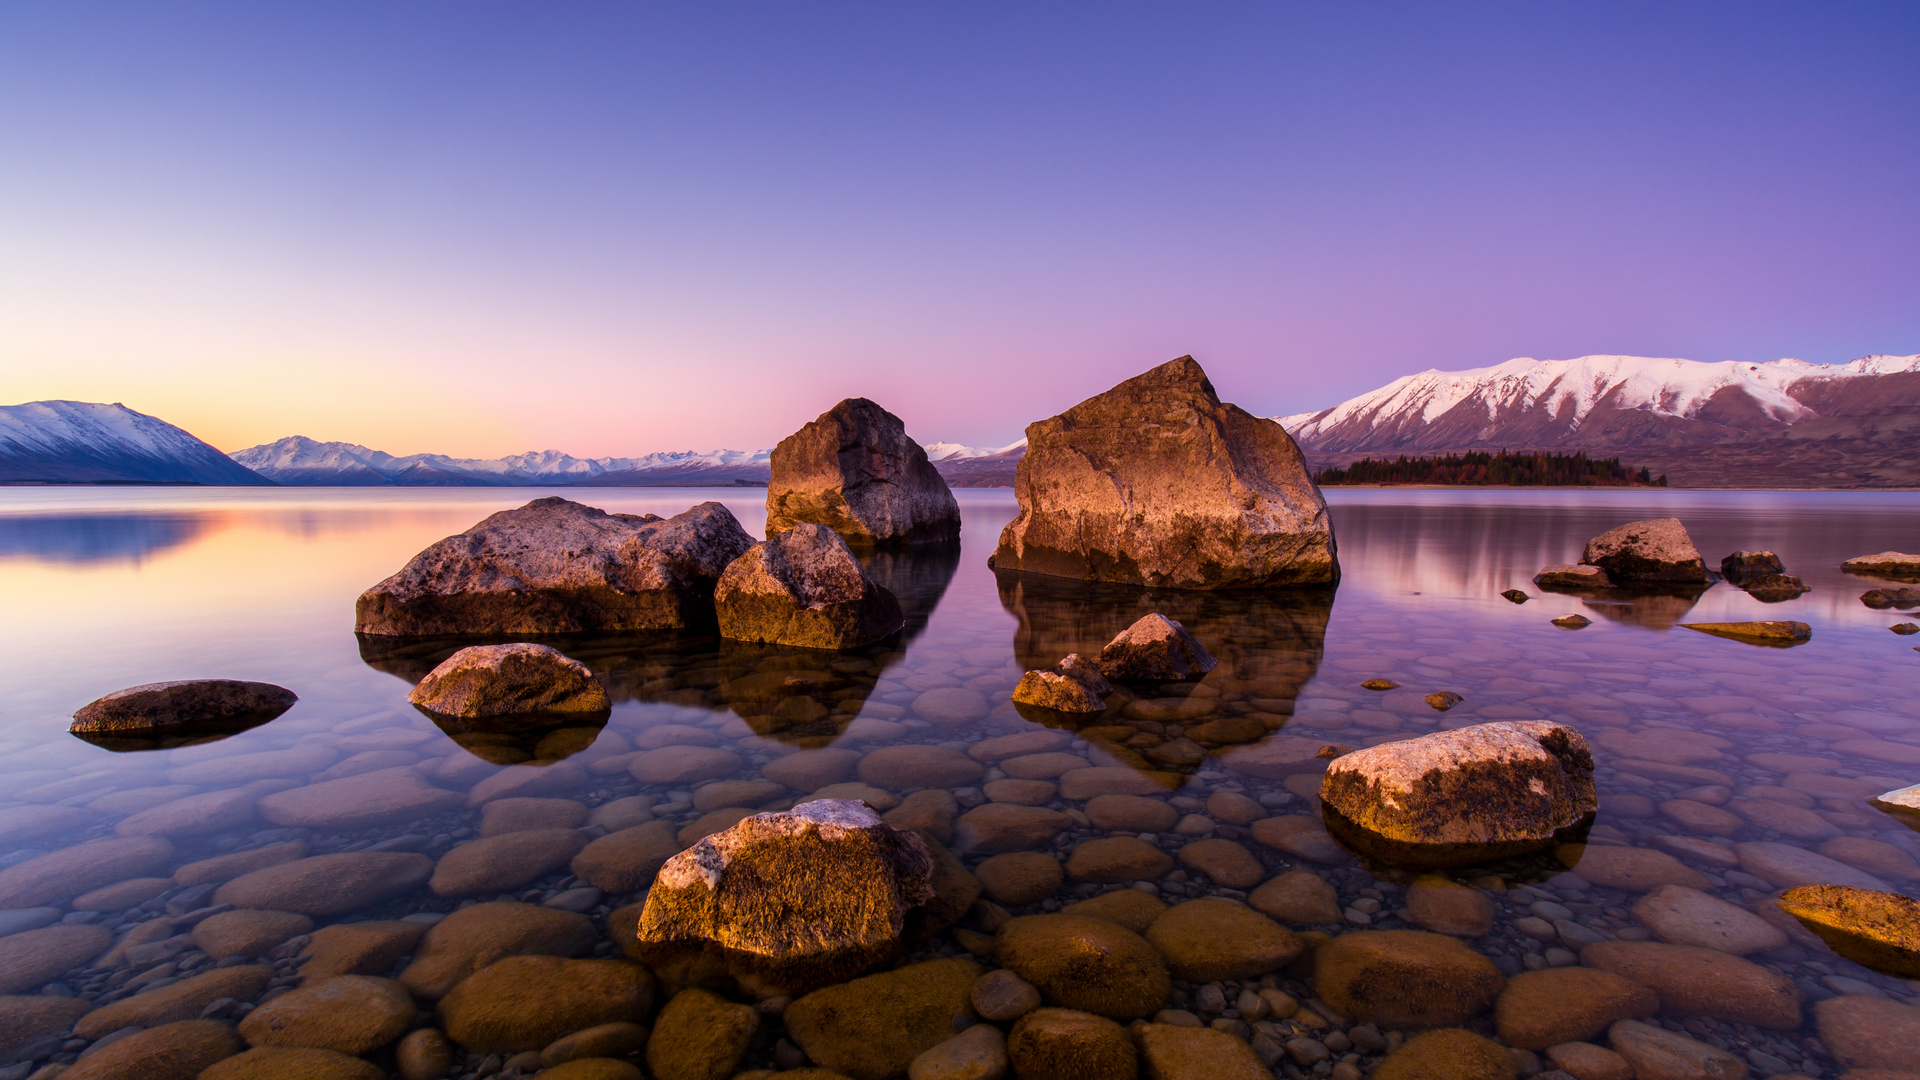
[1006,1008,1135,1080]
[1581,518,1712,583]
[1012,653,1111,714]
[994,914,1169,1021]
[355,497,754,635]
[1060,889,1167,933]
[75,965,273,1038]
[1606,1019,1750,1080]
[300,920,427,981]
[1405,875,1495,937]
[783,957,981,1080]
[1777,884,1920,977]
[1094,614,1219,682]
[0,924,112,995]
[1533,564,1610,590]
[201,1047,386,1080]
[1814,994,1920,1072]
[1580,941,1801,1029]
[990,356,1337,589]
[571,820,685,894]
[951,804,1072,853]
[647,987,760,1080]
[1065,837,1174,884]
[1313,930,1506,1028]
[238,975,415,1054]
[1372,1029,1517,1080]
[1135,1022,1273,1080]
[1493,967,1658,1050]
[1145,897,1301,981]
[429,828,589,897]
[69,679,295,735]
[0,995,92,1059]
[60,1019,244,1080]
[716,524,904,649]
[399,901,598,1000]
[439,955,655,1053]
[975,852,1065,906]
[191,909,314,961]
[1249,869,1343,925]
[406,643,609,718]
[765,397,960,546]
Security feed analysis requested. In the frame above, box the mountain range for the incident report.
[229,436,776,486]
[1276,353,1920,487]
[0,401,269,485]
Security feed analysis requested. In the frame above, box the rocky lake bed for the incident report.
[3,376,1920,1080]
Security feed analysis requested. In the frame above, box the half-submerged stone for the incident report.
[1679,621,1811,647]
[1532,564,1610,590]
[1873,783,1920,829]
[631,799,935,997]
[1720,550,1785,583]
[70,680,296,736]
[1843,551,1920,580]
[1776,885,1920,978]
[1580,518,1713,583]
[1551,614,1591,629]
[1096,614,1217,681]
[407,644,609,719]
[715,524,904,649]
[765,397,961,547]
[1319,721,1597,869]
[1011,653,1112,714]
[356,498,754,636]
[991,356,1336,589]
[1741,573,1810,601]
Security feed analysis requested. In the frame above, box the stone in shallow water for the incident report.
[1551,614,1591,629]
[1134,1022,1274,1080]
[0,994,91,1060]
[952,804,1071,853]
[1813,993,1920,1073]
[1734,841,1895,892]
[0,924,112,995]
[1534,564,1610,589]
[407,643,610,719]
[59,1019,244,1080]
[1060,889,1167,934]
[1579,941,1801,1029]
[1679,620,1811,645]
[1085,794,1178,833]
[1145,897,1301,982]
[974,852,1064,906]
[1604,1020,1748,1080]
[971,969,1043,1023]
[191,909,313,961]
[200,1046,385,1080]
[300,920,428,982]
[716,524,905,649]
[1095,614,1218,681]
[238,974,416,1054]
[646,986,760,1080]
[1065,837,1173,884]
[995,914,1169,1021]
[480,796,590,836]
[0,804,96,845]
[1555,845,1711,892]
[1249,869,1342,925]
[783,957,981,1080]
[1630,884,1786,955]
[355,497,753,636]
[858,745,984,789]
[634,800,935,997]
[69,678,296,735]
[1250,815,1348,864]
[1372,1028,1516,1080]
[542,1021,651,1067]
[1313,930,1506,1029]
[1319,722,1595,869]
[1843,550,1920,578]
[75,965,274,1039]
[400,901,597,1000]
[990,356,1336,589]
[765,396,961,547]
[1492,967,1657,1051]
[0,835,174,908]
[430,829,589,898]
[114,787,258,837]
[907,1019,1006,1080]
[439,955,655,1053]
[1176,839,1264,888]
[1405,875,1494,937]
[256,767,463,831]
[1776,884,1920,977]
[1581,518,1712,583]
[216,852,433,917]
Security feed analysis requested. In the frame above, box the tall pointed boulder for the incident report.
[765,398,960,547]
[992,356,1337,589]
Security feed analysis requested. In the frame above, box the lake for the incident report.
[2,485,1917,1079]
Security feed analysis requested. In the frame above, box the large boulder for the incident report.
[355,498,753,635]
[990,356,1337,589]
[714,525,904,649]
[1580,518,1712,583]
[1720,550,1784,583]
[632,800,936,996]
[407,643,609,719]
[69,679,296,736]
[765,397,960,547]
[1844,551,1920,580]
[1319,721,1596,868]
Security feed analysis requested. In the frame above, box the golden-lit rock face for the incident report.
[765,396,961,547]
[1319,721,1596,869]
[1581,517,1713,583]
[992,356,1337,590]
[1778,884,1920,977]
[407,643,610,719]
[713,525,904,650]
[633,799,936,997]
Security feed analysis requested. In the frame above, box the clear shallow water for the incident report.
[2,486,1918,1078]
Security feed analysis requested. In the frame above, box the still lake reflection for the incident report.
[1,487,1917,1079]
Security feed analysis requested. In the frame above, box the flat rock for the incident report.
[541,1020,651,1067]
[1843,551,1920,578]
[1249,869,1343,924]
[1065,837,1173,883]
[1544,1043,1630,1080]
[1580,941,1801,1029]
[764,748,863,791]
[974,852,1064,906]
[1493,967,1657,1050]
[1313,930,1507,1028]
[630,746,745,785]
[0,923,112,995]
[1535,564,1611,589]
[1632,884,1787,955]
[995,914,1168,1021]
[1134,1022,1271,1080]
[0,994,92,1059]
[1250,815,1348,864]
[0,835,174,909]
[952,804,1071,853]
[1556,845,1712,892]
[969,731,1072,762]
[215,852,434,916]
[1085,794,1178,833]
[1406,875,1495,937]
[1681,621,1811,645]
[1095,615,1219,681]
[75,964,273,1038]
[1058,766,1183,799]
[716,523,905,649]
[981,779,1056,806]
[355,497,754,635]
[858,745,985,789]
[407,643,609,718]
[646,986,760,1080]
[0,804,96,844]
[1735,841,1895,892]
[300,920,428,982]
[634,800,936,997]
[1060,889,1168,934]
[913,688,991,726]
[1372,1028,1517,1080]
[1819,836,1920,881]
[239,974,416,1054]
[765,397,961,546]
[1605,1019,1749,1080]
[908,1020,1007,1080]
[1321,722,1595,868]
[1176,839,1264,888]
[1813,994,1920,1072]
[166,746,339,786]
[174,840,310,887]
[431,828,589,897]
[439,955,655,1053]
[114,787,257,837]
[70,679,296,735]
[1777,884,1920,977]
[1582,518,1712,583]
[571,820,684,894]
[59,1019,244,1080]
[192,909,313,960]
[256,767,463,831]
[200,1047,385,1080]
[783,957,981,1080]
[1145,897,1301,981]
[480,796,589,836]
[990,356,1337,588]
[399,901,598,1000]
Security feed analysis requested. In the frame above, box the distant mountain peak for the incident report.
[230,435,775,486]
[0,400,271,485]
[922,438,1028,462]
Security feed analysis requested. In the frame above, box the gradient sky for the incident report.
[2,3,1915,458]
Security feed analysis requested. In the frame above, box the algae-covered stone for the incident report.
[635,800,935,997]
[300,920,428,982]
[1012,654,1110,714]
[1145,898,1302,982]
[716,525,905,649]
[1313,930,1506,1028]
[1372,1029,1517,1080]
[192,909,313,961]
[991,356,1337,589]
[407,643,610,718]
[238,974,415,1054]
[995,913,1169,1021]
[1134,1023,1273,1080]
[1319,721,1595,869]
[542,1021,651,1067]
[1405,875,1494,937]
[439,955,654,1053]
[1679,621,1811,646]
[1004,1008,1134,1080]
[0,923,112,995]
[1581,518,1712,583]
[1777,884,1920,977]
[975,852,1065,906]
[1249,869,1343,925]
[398,1028,456,1080]
[766,397,960,547]
[70,679,296,735]
[399,902,598,1000]
[75,964,273,1038]
[356,497,754,635]
[1493,967,1657,1050]
[201,1047,385,1080]
[647,987,760,1080]
[0,995,91,1059]
[1813,994,1920,1073]
[59,1019,244,1080]
[783,957,981,1080]
[1060,889,1168,934]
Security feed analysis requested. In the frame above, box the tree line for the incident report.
[1313,450,1667,487]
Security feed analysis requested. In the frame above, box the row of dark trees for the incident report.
[1313,450,1667,487]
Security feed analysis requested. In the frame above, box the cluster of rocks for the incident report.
[1530,521,1820,631]
[1011,614,1217,716]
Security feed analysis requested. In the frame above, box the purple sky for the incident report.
[2,3,1915,457]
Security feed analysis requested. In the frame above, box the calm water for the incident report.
[2,486,1918,1078]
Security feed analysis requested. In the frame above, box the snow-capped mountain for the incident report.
[231,436,774,486]
[923,438,1028,462]
[1279,354,1920,453]
[0,401,271,485]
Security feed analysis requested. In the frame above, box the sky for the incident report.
[1,3,1916,458]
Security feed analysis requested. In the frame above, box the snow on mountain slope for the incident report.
[231,436,774,486]
[1277,354,1920,455]
[923,438,1028,461]
[0,401,272,485]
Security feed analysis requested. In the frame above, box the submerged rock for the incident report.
[633,799,936,997]
[70,679,296,736]
[1532,565,1609,590]
[1319,721,1596,869]
[1581,518,1712,583]
[715,525,905,649]
[1720,550,1785,583]
[765,397,961,547]
[994,914,1170,1021]
[438,956,654,1053]
[1740,573,1810,601]
[1011,653,1112,713]
[1844,551,1920,580]
[782,957,981,1080]
[356,498,754,636]
[1678,621,1811,646]
[1314,930,1506,1028]
[1776,884,1920,977]
[407,643,609,719]
[1095,614,1217,681]
[990,356,1337,589]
